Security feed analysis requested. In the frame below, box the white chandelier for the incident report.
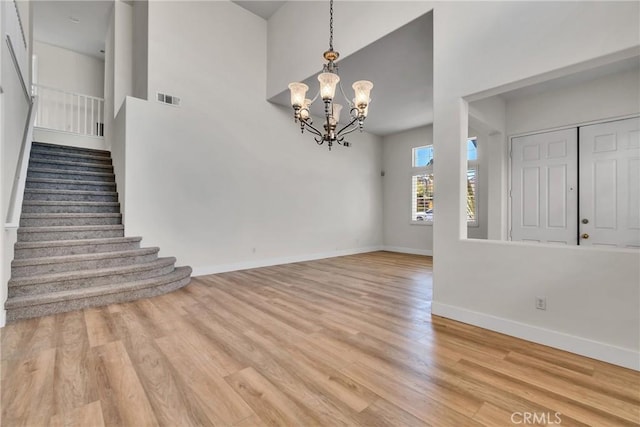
[288,0,373,150]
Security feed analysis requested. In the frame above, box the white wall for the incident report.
[267,1,433,99]
[382,125,433,255]
[104,0,133,150]
[432,1,640,369]
[506,66,640,136]
[131,0,148,100]
[103,7,114,149]
[33,41,104,97]
[112,1,383,274]
[1,0,32,327]
[469,96,508,241]
[381,124,489,254]
[1,0,4,328]
[467,126,488,240]
[113,0,132,116]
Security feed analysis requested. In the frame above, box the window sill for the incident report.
[409,221,479,227]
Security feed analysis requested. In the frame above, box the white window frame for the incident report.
[411,145,434,225]
[410,141,479,226]
[467,137,479,227]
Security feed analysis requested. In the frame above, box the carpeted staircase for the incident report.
[5,142,192,322]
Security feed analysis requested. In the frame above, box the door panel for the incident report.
[579,117,640,248]
[511,129,578,244]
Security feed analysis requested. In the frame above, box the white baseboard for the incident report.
[191,246,384,277]
[432,301,639,371]
[383,246,433,256]
[0,309,5,328]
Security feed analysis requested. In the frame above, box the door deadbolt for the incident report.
[582,218,589,224]
[581,233,589,239]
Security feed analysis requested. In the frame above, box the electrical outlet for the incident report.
[535,297,547,310]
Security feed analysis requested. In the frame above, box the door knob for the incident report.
[581,233,589,239]
[582,218,589,224]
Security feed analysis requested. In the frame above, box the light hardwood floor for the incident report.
[2,252,639,426]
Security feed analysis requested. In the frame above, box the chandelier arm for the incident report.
[335,116,360,136]
[315,137,324,145]
[301,119,324,138]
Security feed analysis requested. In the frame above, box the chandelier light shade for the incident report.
[288,0,373,150]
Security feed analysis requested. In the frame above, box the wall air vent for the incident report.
[156,92,181,107]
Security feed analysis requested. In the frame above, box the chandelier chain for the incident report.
[329,0,334,51]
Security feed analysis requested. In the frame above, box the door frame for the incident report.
[508,113,640,244]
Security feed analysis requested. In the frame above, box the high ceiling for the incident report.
[269,12,434,136]
[32,1,112,59]
[31,1,435,136]
[232,1,286,20]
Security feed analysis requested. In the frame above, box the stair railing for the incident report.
[32,84,104,138]
[4,96,38,228]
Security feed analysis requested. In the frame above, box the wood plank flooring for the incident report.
[2,251,639,426]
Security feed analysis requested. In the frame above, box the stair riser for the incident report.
[23,192,118,203]
[28,170,115,182]
[12,252,159,278]
[8,264,177,298]
[20,216,122,227]
[30,150,112,164]
[26,181,116,192]
[29,160,113,173]
[32,144,111,158]
[18,229,124,242]
[22,204,120,214]
[14,240,140,259]
[7,275,190,321]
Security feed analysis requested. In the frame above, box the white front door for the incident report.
[579,117,640,248]
[511,129,578,244]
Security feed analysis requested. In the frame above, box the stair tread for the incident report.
[12,247,160,267]
[18,224,124,233]
[29,167,115,178]
[15,236,142,249]
[30,158,112,168]
[32,142,111,156]
[31,149,112,163]
[24,189,118,196]
[8,257,178,286]
[27,177,116,186]
[6,266,191,308]
[22,200,119,206]
[20,213,121,218]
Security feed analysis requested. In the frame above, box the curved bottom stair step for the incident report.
[6,266,192,322]
[11,247,160,278]
[8,257,178,297]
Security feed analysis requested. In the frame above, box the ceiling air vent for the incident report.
[156,92,181,107]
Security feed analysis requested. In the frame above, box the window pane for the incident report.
[412,173,434,221]
[413,145,434,167]
[467,167,477,222]
[467,138,477,161]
